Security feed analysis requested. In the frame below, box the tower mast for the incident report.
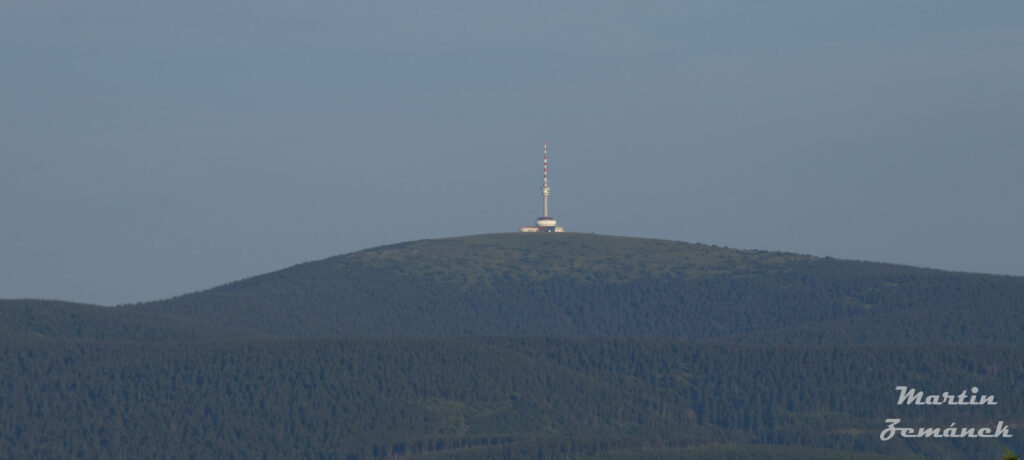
[542,143,550,217]
[519,142,564,232]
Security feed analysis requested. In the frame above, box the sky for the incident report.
[3,1,1023,305]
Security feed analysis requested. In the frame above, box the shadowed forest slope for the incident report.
[116,233,1024,344]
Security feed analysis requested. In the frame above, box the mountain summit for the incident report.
[116,233,1023,344]
[4,233,1022,459]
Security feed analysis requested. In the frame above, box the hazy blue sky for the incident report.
[3,1,1023,305]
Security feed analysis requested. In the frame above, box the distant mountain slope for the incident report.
[0,299,249,341]
[5,234,1023,459]
[3,337,1016,459]
[126,233,1024,344]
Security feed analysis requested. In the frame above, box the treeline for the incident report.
[126,258,1024,345]
[7,263,1023,346]
[1,337,1020,459]
[4,235,1023,459]
[0,299,260,342]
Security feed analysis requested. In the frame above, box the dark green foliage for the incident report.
[591,445,929,460]
[2,233,1023,459]
[1,338,1020,459]
[0,299,253,341]
[126,233,1024,345]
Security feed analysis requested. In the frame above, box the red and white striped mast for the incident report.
[542,143,550,218]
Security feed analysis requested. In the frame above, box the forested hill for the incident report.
[120,233,1023,344]
[0,299,257,341]
[3,233,1023,459]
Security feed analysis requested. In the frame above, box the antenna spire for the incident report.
[541,143,550,217]
[543,143,548,187]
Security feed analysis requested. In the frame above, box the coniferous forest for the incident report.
[2,233,1022,459]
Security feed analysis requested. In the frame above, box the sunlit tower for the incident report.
[520,143,565,232]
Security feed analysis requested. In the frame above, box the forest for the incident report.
[2,233,1021,459]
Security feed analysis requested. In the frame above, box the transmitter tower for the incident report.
[520,143,565,233]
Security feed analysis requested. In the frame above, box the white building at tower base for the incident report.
[519,217,565,233]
